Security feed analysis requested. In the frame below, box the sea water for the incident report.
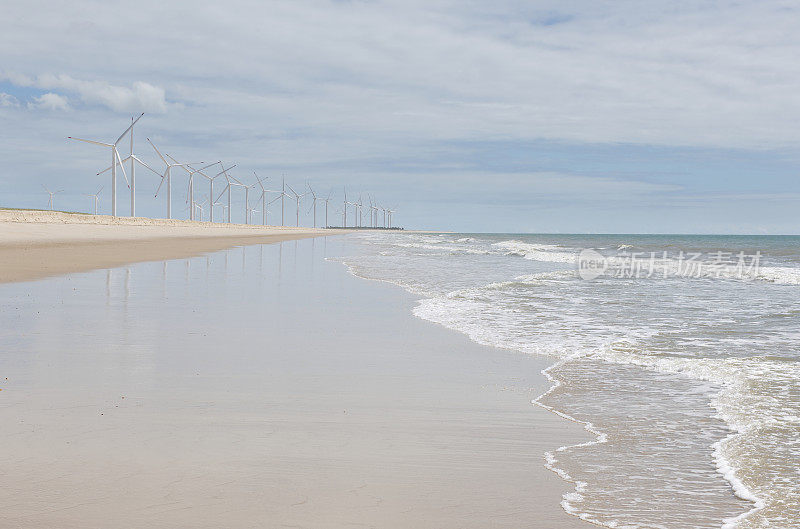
[338,233,800,529]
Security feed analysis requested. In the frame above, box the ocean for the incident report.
[338,232,800,529]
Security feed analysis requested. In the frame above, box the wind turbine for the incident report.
[254,172,281,225]
[214,167,247,223]
[204,163,235,222]
[244,182,256,224]
[42,185,63,210]
[148,138,202,219]
[84,186,103,214]
[246,195,259,225]
[306,183,319,228]
[173,159,218,221]
[213,201,228,221]
[68,113,141,216]
[193,199,206,221]
[342,187,348,227]
[367,195,378,228]
[387,208,395,228]
[346,198,359,228]
[285,184,307,227]
[321,191,333,228]
[254,172,269,225]
[281,176,286,226]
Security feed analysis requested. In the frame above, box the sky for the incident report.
[1,0,800,233]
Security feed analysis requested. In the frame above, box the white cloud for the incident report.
[0,92,19,107]
[29,92,70,111]
[5,73,167,113]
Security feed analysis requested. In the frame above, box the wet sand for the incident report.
[0,232,592,528]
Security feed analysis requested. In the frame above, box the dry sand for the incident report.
[0,209,333,283]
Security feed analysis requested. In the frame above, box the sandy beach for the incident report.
[0,220,591,528]
[0,209,330,283]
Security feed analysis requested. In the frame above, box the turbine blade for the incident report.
[68,137,113,147]
[132,156,162,176]
[154,173,166,197]
[147,138,169,165]
[214,185,230,203]
[115,149,131,188]
[115,113,144,145]
[96,154,133,176]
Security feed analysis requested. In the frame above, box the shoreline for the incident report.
[0,209,339,284]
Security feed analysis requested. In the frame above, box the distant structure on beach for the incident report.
[65,114,400,229]
[41,185,63,211]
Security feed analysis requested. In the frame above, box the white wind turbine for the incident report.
[247,196,259,225]
[368,195,379,228]
[342,187,348,227]
[148,138,202,219]
[84,186,103,214]
[254,172,281,225]
[281,176,288,226]
[193,199,207,221]
[68,113,142,216]
[285,184,307,227]
[174,159,218,221]
[321,191,333,228]
[243,181,259,224]
[214,167,248,223]
[42,185,63,211]
[346,198,359,227]
[205,163,235,222]
[387,207,395,228]
[216,202,229,221]
[254,172,269,225]
[306,183,319,228]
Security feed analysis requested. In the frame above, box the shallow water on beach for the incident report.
[0,237,588,529]
[339,232,800,529]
